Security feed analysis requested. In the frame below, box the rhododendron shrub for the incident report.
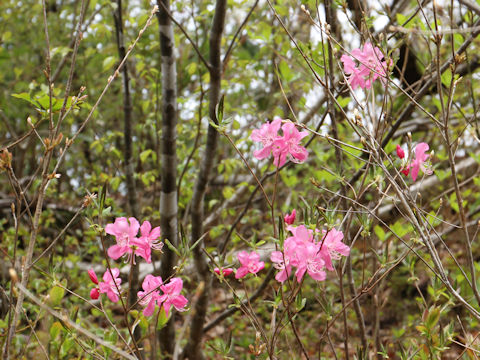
[6,1,480,358]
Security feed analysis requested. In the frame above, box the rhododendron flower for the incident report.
[132,221,163,263]
[341,42,391,89]
[235,251,265,279]
[106,217,141,261]
[214,267,234,276]
[286,224,314,243]
[319,228,351,271]
[251,118,308,167]
[271,225,350,283]
[158,278,188,316]
[284,209,296,225]
[273,122,308,167]
[294,242,326,282]
[271,247,294,283]
[340,54,367,89]
[250,117,283,160]
[106,217,163,264]
[395,142,432,181]
[410,142,432,181]
[137,275,163,316]
[98,268,122,303]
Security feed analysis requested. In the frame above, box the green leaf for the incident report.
[50,321,63,340]
[103,56,116,71]
[140,149,153,163]
[374,225,387,241]
[11,92,32,102]
[157,306,169,330]
[49,285,65,307]
[164,239,181,257]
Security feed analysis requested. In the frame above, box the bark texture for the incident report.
[156,0,179,356]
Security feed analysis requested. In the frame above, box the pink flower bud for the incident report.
[401,167,410,176]
[90,288,100,300]
[214,267,234,276]
[88,269,98,284]
[396,145,405,159]
[284,209,296,225]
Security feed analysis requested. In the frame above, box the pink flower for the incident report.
[251,118,308,168]
[273,122,309,167]
[214,267,234,276]
[137,275,163,317]
[284,209,296,225]
[250,117,282,160]
[340,54,367,89]
[271,225,349,283]
[341,42,391,89]
[396,142,432,181]
[271,246,294,283]
[106,217,141,261]
[410,142,432,181]
[98,268,122,303]
[294,242,326,282]
[235,251,265,279]
[319,228,350,271]
[158,278,188,316]
[286,224,315,244]
[132,221,163,263]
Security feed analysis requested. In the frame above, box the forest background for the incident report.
[1,0,480,359]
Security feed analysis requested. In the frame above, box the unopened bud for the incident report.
[9,268,18,283]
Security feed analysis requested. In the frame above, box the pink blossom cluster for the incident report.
[88,268,122,303]
[396,142,433,181]
[105,217,163,264]
[87,217,187,318]
[341,42,392,90]
[251,117,308,167]
[270,225,350,283]
[137,275,188,317]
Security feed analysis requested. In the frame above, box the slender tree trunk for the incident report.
[183,1,227,359]
[113,0,140,309]
[113,2,142,358]
[156,0,179,357]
